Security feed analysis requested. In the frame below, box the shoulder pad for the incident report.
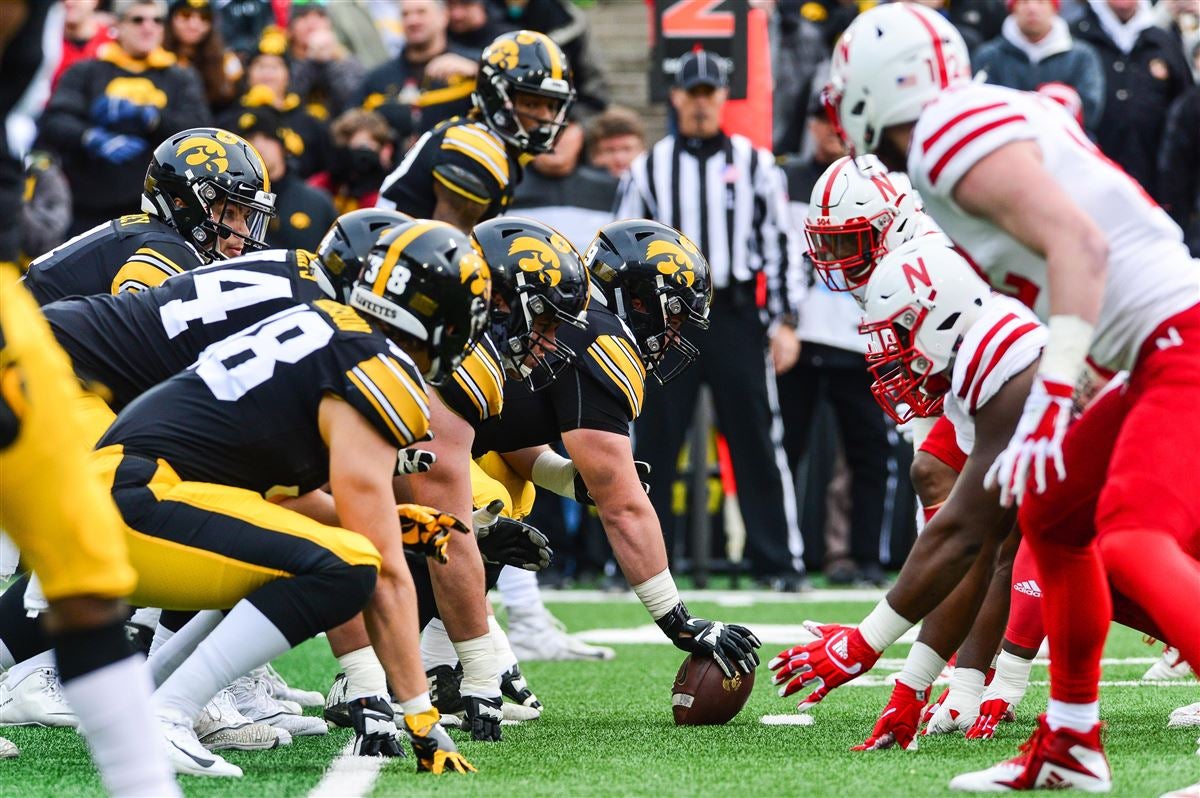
[342,347,432,448]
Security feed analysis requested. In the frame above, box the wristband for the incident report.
[857,599,914,653]
[633,568,681,621]
[1038,315,1094,385]
[531,450,578,499]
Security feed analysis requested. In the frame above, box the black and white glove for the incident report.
[405,708,477,774]
[349,695,407,757]
[474,500,553,571]
[655,602,761,677]
[573,460,651,505]
[462,694,503,742]
[397,448,437,475]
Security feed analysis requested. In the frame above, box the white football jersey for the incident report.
[944,295,1047,455]
[909,82,1200,373]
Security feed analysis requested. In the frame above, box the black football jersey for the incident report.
[23,213,203,305]
[43,249,328,411]
[99,300,430,498]
[471,302,646,455]
[434,332,506,429]
[377,116,527,222]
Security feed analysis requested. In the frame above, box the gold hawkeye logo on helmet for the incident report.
[175,136,229,174]
[508,234,571,288]
[460,252,491,297]
[646,237,700,289]
[485,39,520,70]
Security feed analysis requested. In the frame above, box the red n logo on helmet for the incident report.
[902,257,932,292]
[870,173,898,203]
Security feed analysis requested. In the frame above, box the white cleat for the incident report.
[1160,782,1200,798]
[507,607,615,662]
[0,667,78,728]
[0,737,17,758]
[230,675,326,737]
[160,709,243,778]
[1169,702,1200,729]
[256,664,324,709]
[194,688,280,752]
[1144,647,1193,681]
[949,715,1111,793]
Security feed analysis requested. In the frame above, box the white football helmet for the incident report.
[826,3,970,155]
[805,154,923,298]
[858,238,990,423]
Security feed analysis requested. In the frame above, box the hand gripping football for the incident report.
[672,652,755,725]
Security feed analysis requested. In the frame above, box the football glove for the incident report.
[461,694,503,742]
[348,695,406,757]
[985,375,1073,507]
[404,708,477,774]
[500,664,542,712]
[82,128,148,165]
[655,602,761,677]
[474,501,553,571]
[852,682,927,752]
[769,622,880,711]
[965,697,1014,740]
[923,686,979,736]
[574,460,651,505]
[396,448,436,475]
[397,504,468,564]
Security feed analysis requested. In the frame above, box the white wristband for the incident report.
[631,568,681,621]
[857,599,914,653]
[531,450,578,499]
[1038,315,1094,384]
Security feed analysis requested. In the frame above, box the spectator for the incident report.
[510,123,616,251]
[212,0,274,58]
[585,105,645,179]
[770,0,828,156]
[1072,0,1194,201]
[233,106,337,252]
[949,0,1009,44]
[900,0,984,53]
[164,0,242,111]
[325,0,391,70]
[308,108,400,214]
[287,0,365,120]
[20,152,73,265]
[220,30,333,178]
[1153,0,1200,79]
[1159,80,1200,257]
[354,0,479,136]
[448,0,513,56]
[364,0,406,58]
[38,0,211,235]
[973,0,1106,133]
[617,51,806,591]
[55,0,114,92]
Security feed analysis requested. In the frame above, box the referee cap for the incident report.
[675,49,729,90]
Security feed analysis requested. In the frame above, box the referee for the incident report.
[616,50,806,589]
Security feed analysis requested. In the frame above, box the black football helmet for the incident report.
[470,216,589,390]
[143,128,276,262]
[315,209,414,301]
[474,30,576,154]
[350,220,491,386]
[585,220,712,384]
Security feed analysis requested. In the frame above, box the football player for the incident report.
[776,4,1200,790]
[22,127,276,304]
[377,30,575,233]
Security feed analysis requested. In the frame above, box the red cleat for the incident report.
[949,714,1111,792]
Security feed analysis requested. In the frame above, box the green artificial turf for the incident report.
[0,598,1195,797]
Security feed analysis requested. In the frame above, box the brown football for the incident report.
[671,652,755,725]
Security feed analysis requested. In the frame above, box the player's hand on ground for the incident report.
[769,622,880,711]
[574,460,651,505]
[397,504,469,564]
[965,698,1014,740]
[405,709,477,774]
[985,375,1073,506]
[852,683,927,751]
[349,696,407,757]
[396,447,436,474]
[474,504,553,571]
[462,694,503,742]
[923,686,979,736]
[656,603,760,677]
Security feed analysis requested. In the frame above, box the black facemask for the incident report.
[334,145,384,193]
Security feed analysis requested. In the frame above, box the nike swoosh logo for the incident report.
[171,740,218,769]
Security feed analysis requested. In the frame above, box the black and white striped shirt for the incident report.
[616,132,805,321]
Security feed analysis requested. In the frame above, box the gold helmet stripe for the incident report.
[243,138,271,194]
[532,31,563,81]
[372,220,444,295]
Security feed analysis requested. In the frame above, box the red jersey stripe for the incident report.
[969,321,1040,413]
[957,312,1018,400]
[929,114,1027,186]
[920,102,1007,154]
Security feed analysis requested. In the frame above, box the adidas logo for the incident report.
[832,635,850,660]
[1014,580,1042,597]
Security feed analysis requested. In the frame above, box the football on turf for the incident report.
[672,652,755,725]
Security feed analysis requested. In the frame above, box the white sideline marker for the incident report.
[760,714,815,726]
[308,739,390,798]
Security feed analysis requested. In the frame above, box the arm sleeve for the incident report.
[340,349,432,448]
[754,150,805,319]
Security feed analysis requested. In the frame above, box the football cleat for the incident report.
[966,698,1017,740]
[323,672,351,729]
[0,667,78,728]
[1168,702,1200,728]
[500,664,543,717]
[230,675,327,737]
[194,687,281,751]
[949,715,1111,793]
[160,708,244,778]
[1144,647,1193,681]
[0,737,17,758]
[853,682,927,751]
[507,607,615,662]
[257,664,324,709]
[1159,782,1200,798]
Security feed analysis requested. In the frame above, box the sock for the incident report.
[455,633,499,698]
[858,600,914,652]
[147,610,223,688]
[987,650,1035,706]
[420,618,459,670]
[896,642,947,691]
[1100,529,1200,672]
[62,656,181,797]
[488,615,519,673]
[5,649,55,685]
[1046,698,1099,733]
[338,646,387,701]
[128,607,161,629]
[155,601,289,721]
[497,566,543,613]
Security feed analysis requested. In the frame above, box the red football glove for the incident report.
[769,622,880,711]
[965,698,1014,740]
[985,376,1074,506]
[852,682,927,751]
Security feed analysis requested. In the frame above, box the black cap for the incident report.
[674,50,729,90]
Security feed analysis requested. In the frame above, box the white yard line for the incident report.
[573,623,917,646]
[838,676,1198,688]
[307,739,389,798]
[539,588,888,605]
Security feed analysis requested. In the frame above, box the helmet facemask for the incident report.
[487,82,574,154]
[859,303,950,423]
[627,275,709,385]
[805,213,889,292]
[492,271,586,391]
[200,179,276,259]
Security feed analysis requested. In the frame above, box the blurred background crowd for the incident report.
[14,0,1200,590]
